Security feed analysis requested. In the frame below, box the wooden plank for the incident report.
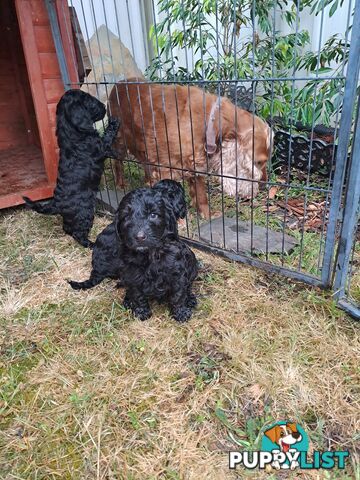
[4,0,35,145]
[43,78,64,104]
[47,102,57,127]
[34,25,56,53]
[29,0,49,26]
[0,184,55,209]
[15,0,59,183]
[39,52,61,78]
[0,123,27,135]
[56,0,79,86]
[0,83,16,97]
[0,107,23,123]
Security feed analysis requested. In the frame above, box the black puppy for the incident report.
[23,89,119,248]
[70,183,197,322]
[69,179,187,290]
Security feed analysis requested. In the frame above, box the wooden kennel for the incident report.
[0,0,82,209]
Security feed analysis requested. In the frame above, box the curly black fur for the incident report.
[69,182,197,322]
[152,179,187,219]
[69,180,187,289]
[23,89,119,248]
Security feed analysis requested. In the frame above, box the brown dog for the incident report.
[108,80,271,218]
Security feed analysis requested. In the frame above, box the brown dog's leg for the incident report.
[112,138,127,188]
[188,175,210,219]
[259,164,268,191]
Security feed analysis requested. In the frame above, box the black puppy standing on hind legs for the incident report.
[23,89,119,248]
[69,181,198,322]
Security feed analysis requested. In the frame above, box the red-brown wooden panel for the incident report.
[30,0,49,26]
[0,107,24,123]
[0,82,16,98]
[34,25,56,53]
[15,0,59,183]
[39,52,61,78]
[0,185,55,209]
[43,78,64,104]
[56,0,79,86]
[0,125,28,146]
[47,102,57,127]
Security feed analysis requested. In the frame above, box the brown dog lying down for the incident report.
[108,80,272,218]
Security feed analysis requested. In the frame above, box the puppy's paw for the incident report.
[133,307,152,321]
[73,236,94,249]
[187,294,197,308]
[108,117,120,130]
[122,296,133,310]
[172,306,193,323]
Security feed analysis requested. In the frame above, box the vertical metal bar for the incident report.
[333,100,360,299]
[250,0,256,256]
[317,0,353,272]
[163,1,190,238]
[45,0,71,89]
[88,0,113,208]
[215,0,227,250]
[265,0,277,261]
[150,0,173,183]
[298,0,326,273]
[322,0,360,286]
[180,0,201,239]
[280,0,301,267]
[112,0,143,191]
[199,6,214,245]
[233,0,239,254]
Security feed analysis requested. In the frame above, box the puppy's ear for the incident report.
[163,202,179,239]
[172,194,187,219]
[264,425,280,445]
[164,187,187,220]
[64,100,94,134]
[205,99,220,155]
[114,210,122,240]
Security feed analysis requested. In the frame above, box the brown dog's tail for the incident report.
[23,196,58,215]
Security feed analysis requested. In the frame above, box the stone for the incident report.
[81,25,144,104]
[96,189,125,213]
[197,216,298,254]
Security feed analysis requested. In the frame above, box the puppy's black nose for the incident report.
[136,231,146,241]
[292,431,301,439]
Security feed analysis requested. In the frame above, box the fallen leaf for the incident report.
[268,186,278,199]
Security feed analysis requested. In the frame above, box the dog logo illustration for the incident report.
[262,422,306,469]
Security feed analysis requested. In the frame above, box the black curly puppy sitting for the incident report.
[23,89,119,248]
[70,181,198,322]
[69,180,187,290]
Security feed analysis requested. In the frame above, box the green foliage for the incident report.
[147,0,351,127]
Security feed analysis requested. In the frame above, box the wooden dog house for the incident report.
[0,0,80,209]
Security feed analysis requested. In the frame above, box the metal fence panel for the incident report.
[49,0,360,317]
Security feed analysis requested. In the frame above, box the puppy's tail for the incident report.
[68,273,104,291]
[23,196,58,215]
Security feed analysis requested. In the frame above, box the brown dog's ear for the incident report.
[205,98,221,155]
[264,425,280,444]
[287,422,297,433]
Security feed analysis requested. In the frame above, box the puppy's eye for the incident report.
[149,213,158,219]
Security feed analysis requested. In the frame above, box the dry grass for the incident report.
[0,209,359,480]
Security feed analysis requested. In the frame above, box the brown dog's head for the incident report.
[205,97,272,198]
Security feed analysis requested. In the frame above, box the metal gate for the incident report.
[48,0,360,319]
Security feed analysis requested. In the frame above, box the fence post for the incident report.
[321,0,360,287]
[333,99,360,307]
[45,0,71,90]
